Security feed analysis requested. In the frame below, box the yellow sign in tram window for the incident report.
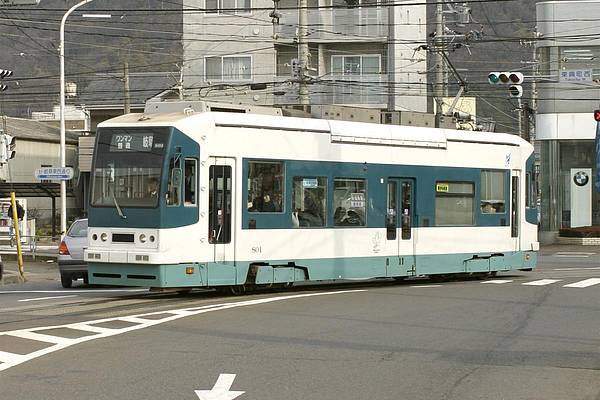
[436,183,449,193]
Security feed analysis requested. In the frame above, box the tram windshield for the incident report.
[91,127,169,208]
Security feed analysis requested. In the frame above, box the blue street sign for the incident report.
[34,167,74,181]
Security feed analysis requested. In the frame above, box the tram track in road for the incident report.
[1,267,596,332]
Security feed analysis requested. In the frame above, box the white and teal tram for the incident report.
[85,108,538,291]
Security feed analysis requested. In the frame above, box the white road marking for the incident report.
[552,267,600,271]
[522,279,562,286]
[0,289,365,373]
[19,295,78,302]
[482,280,513,284]
[411,285,442,288]
[553,252,595,257]
[563,278,600,288]
[195,374,244,400]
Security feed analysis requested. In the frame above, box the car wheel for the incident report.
[60,274,72,288]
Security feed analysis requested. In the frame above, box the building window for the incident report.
[480,170,506,213]
[331,55,381,76]
[435,182,474,226]
[205,0,250,14]
[205,56,252,81]
[247,161,284,213]
[333,178,366,226]
[292,177,327,227]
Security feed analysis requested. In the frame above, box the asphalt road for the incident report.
[0,250,598,400]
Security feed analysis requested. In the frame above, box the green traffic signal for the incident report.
[488,72,500,84]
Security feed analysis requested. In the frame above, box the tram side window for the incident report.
[435,182,474,226]
[247,161,284,213]
[167,157,182,206]
[292,177,327,227]
[333,178,366,227]
[480,170,505,213]
[184,159,197,206]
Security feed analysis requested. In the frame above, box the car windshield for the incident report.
[91,127,169,208]
[67,220,88,237]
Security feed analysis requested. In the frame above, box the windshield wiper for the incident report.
[112,192,127,219]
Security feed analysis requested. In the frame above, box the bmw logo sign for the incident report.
[573,171,589,187]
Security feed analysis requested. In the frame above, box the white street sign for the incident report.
[34,167,74,181]
[195,374,244,400]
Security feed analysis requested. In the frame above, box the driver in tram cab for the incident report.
[147,177,159,197]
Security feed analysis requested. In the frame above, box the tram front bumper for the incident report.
[88,262,208,288]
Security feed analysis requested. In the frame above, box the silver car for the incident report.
[58,218,88,288]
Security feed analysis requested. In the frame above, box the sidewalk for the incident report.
[0,241,59,285]
[0,259,59,285]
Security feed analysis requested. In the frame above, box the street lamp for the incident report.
[59,0,94,238]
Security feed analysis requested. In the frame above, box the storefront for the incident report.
[537,114,598,242]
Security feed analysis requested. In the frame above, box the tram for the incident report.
[85,104,538,292]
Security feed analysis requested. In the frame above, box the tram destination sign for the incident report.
[34,167,74,181]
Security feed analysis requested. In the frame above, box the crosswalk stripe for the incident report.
[482,280,513,284]
[563,278,600,288]
[522,279,561,286]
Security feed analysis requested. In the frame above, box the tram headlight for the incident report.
[139,234,147,243]
[149,235,155,243]
[92,234,98,241]
[100,233,108,242]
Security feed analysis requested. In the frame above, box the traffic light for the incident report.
[594,110,600,122]
[488,71,524,98]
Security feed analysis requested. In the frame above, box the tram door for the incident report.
[511,170,520,251]
[208,157,236,263]
[386,178,416,276]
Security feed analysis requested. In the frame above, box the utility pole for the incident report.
[123,62,130,114]
[178,64,184,100]
[297,0,309,107]
[522,101,531,142]
[434,1,446,119]
[387,0,395,111]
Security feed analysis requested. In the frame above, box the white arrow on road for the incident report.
[195,374,244,400]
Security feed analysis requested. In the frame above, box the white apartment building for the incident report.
[182,0,427,112]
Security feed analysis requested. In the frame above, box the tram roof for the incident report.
[99,111,528,149]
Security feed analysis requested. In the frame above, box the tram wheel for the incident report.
[60,274,72,288]
[176,289,193,295]
[225,285,246,296]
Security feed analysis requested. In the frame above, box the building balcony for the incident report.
[274,7,388,42]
